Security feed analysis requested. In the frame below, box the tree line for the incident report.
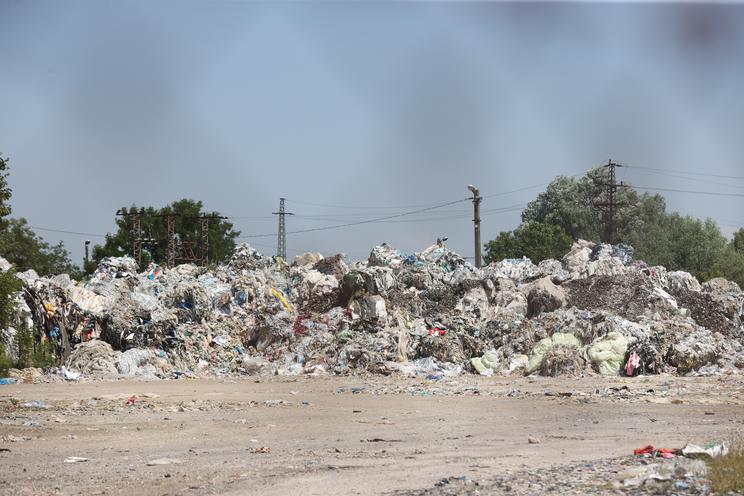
[484,167,744,287]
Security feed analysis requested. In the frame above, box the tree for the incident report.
[734,228,744,254]
[0,153,12,229]
[90,199,240,270]
[0,218,80,277]
[711,245,744,289]
[517,167,736,282]
[0,269,22,331]
[484,222,573,264]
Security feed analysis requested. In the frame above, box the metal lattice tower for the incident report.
[116,208,144,267]
[592,159,627,245]
[201,216,210,265]
[165,214,176,268]
[272,198,294,260]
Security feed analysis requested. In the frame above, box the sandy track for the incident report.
[1,375,743,495]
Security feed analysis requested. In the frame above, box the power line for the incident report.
[237,197,472,239]
[482,182,551,199]
[284,198,453,210]
[28,226,107,238]
[624,164,744,181]
[624,166,744,190]
[634,186,744,198]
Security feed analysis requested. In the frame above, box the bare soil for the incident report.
[1,375,743,495]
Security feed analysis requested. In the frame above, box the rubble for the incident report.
[1,238,743,380]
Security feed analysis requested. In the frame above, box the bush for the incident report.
[484,221,573,264]
[708,440,744,493]
[14,326,57,369]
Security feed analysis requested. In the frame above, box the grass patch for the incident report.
[708,440,744,494]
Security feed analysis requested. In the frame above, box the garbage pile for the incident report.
[2,238,743,380]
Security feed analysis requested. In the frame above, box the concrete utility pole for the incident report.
[468,185,482,268]
[592,159,627,245]
[272,198,294,260]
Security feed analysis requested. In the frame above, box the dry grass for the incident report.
[707,440,744,494]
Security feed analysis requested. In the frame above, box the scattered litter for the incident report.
[146,458,183,466]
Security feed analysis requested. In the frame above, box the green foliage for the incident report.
[90,199,240,272]
[515,167,737,283]
[0,153,12,229]
[13,325,57,369]
[707,439,744,493]
[734,228,744,254]
[0,269,22,330]
[711,245,744,289]
[484,222,573,264]
[0,218,81,277]
[521,168,646,242]
[0,342,11,375]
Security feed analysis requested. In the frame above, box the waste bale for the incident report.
[92,256,139,280]
[228,243,269,271]
[65,341,119,376]
[674,289,736,334]
[471,350,499,375]
[666,271,702,293]
[700,278,744,330]
[587,332,628,375]
[312,254,348,280]
[665,325,722,374]
[396,267,432,290]
[540,343,584,377]
[15,269,39,285]
[368,244,407,269]
[352,295,388,322]
[566,273,679,322]
[455,286,492,323]
[416,330,465,364]
[526,333,582,375]
[564,240,632,279]
[67,286,113,316]
[484,258,541,284]
[537,259,571,282]
[197,273,232,311]
[293,252,323,267]
[116,348,157,378]
[522,276,567,318]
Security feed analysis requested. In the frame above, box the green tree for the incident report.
[90,199,240,271]
[734,228,744,254]
[0,218,80,277]
[0,153,12,229]
[711,245,744,289]
[484,222,573,264]
[0,269,22,331]
[518,167,735,282]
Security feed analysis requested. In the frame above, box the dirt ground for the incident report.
[1,374,743,495]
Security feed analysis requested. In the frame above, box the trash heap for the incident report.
[2,238,743,380]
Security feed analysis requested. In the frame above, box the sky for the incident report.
[1,0,743,266]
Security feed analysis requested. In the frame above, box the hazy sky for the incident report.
[1,1,743,265]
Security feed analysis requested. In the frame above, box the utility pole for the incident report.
[84,240,90,267]
[592,159,627,245]
[468,185,482,268]
[272,198,294,260]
